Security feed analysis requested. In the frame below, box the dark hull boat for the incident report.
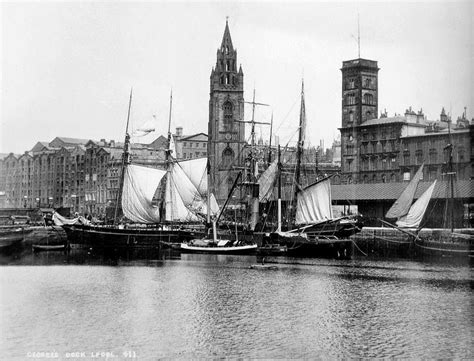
[413,230,474,260]
[62,224,197,249]
[0,226,33,253]
[261,228,354,260]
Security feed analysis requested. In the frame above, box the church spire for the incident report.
[220,18,234,52]
[211,19,242,91]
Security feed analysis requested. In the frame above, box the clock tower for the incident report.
[208,20,245,202]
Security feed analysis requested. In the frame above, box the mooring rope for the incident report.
[352,240,368,256]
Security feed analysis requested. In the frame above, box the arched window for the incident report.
[349,111,354,122]
[372,174,377,183]
[381,174,386,183]
[391,173,396,182]
[223,101,233,131]
[364,93,373,105]
[363,175,368,183]
[347,93,356,105]
[366,111,372,119]
[227,176,234,189]
[222,147,234,168]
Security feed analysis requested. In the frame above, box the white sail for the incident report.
[295,177,333,225]
[122,164,166,223]
[386,164,424,219]
[258,159,278,202]
[169,161,219,217]
[178,158,208,195]
[396,180,436,228]
[165,171,200,222]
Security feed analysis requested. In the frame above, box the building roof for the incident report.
[51,136,92,145]
[30,141,52,152]
[332,179,473,201]
[179,133,208,141]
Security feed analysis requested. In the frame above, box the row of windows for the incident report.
[345,77,375,90]
[182,142,206,148]
[182,152,207,159]
[344,93,376,106]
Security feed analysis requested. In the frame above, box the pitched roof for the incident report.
[50,136,92,146]
[31,141,51,152]
[332,179,473,201]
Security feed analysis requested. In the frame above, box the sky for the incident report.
[1,1,472,154]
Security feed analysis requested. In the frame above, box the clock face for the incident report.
[225,133,232,141]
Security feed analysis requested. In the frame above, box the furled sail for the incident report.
[396,180,436,228]
[295,177,333,225]
[122,164,167,223]
[258,159,278,202]
[386,164,424,219]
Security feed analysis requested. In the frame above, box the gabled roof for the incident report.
[332,180,473,201]
[31,141,51,152]
[149,135,168,149]
[49,136,92,147]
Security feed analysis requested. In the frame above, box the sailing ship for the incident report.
[259,81,361,258]
[62,90,213,249]
[385,151,473,259]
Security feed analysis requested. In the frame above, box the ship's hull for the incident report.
[180,243,258,255]
[260,218,361,259]
[261,232,353,259]
[0,226,33,253]
[62,224,197,249]
[413,230,473,260]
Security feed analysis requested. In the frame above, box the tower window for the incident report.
[226,60,230,71]
[349,111,354,122]
[363,93,374,105]
[222,147,234,168]
[347,93,356,105]
[365,78,372,88]
[223,101,233,131]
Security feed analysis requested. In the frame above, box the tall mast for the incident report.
[165,89,173,222]
[267,112,273,165]
[239,89,270,230]
[292,80,306,229]
[114,88,133,225]
[166,89,173,163]
[277,144,282,232]
[447,116,455,232]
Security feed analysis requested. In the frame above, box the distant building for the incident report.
[337,57,473,227]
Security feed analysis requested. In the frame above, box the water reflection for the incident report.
[0,248,472,359]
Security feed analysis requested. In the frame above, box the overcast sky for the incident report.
[1,1,472,154]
